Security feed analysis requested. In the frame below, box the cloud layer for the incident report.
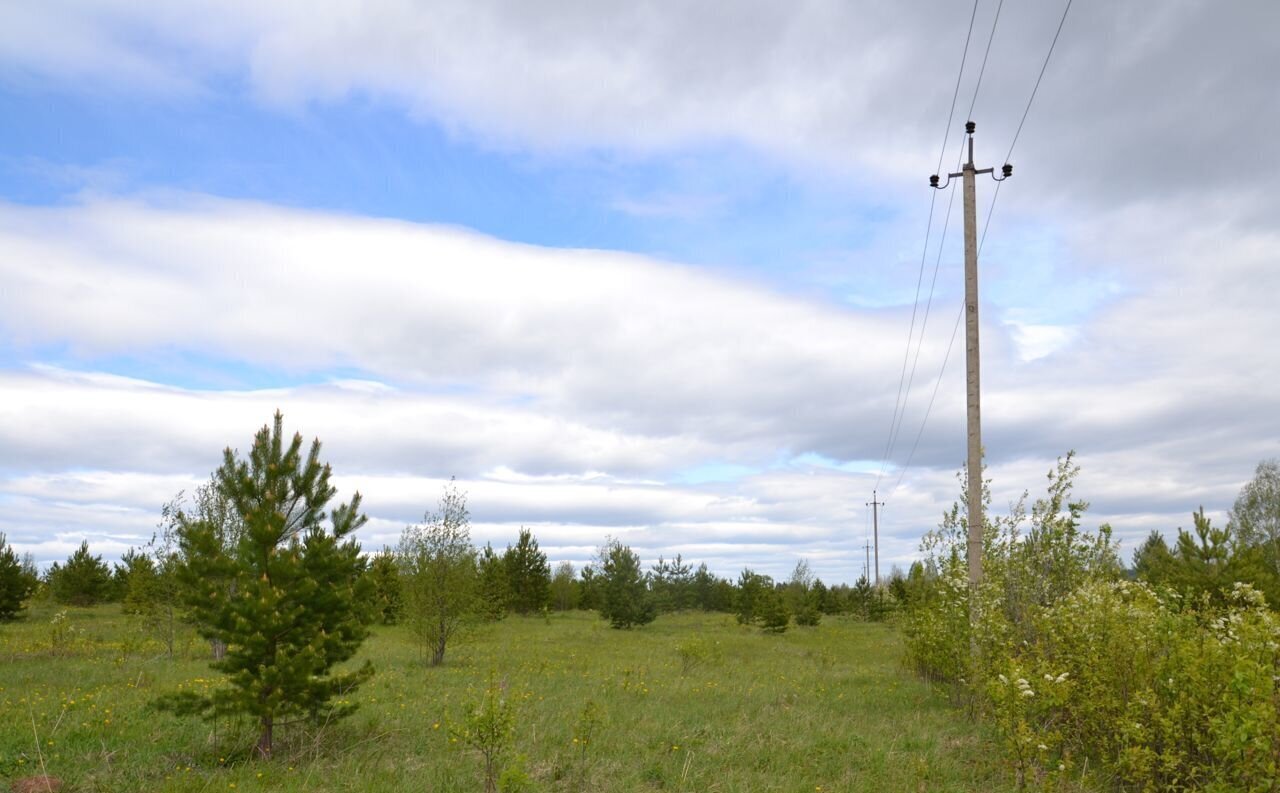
[1,2,1277,580]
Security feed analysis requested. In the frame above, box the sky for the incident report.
[1,0,1277,584]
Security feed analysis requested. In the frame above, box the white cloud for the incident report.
[0,172,1277,580]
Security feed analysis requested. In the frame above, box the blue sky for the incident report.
[1,1,1276,583]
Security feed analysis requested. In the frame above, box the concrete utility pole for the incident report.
[930,121,1011,605]
[866,492,884,587]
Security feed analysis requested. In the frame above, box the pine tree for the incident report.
[503,527,550,615]
[476,542,510,620]
[0,533,38,620]
[598,539,655,629]
[158,412,374,759]
[366,547,403,625]
[118,548,158,615]
[48,541,112,606]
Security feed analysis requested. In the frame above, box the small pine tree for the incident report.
[758,586,791,633]
[503,528,550,615]
[476,542,510,620]
[158,412,374,759]
[577,564,602,611]
[118,548,158,615]
[735,569,771,625]
[366,547,403,625]
[598,539,655,629]
[0,534,38,620]
[49,541,113,606]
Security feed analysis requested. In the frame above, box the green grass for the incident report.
[2,604,1024,792]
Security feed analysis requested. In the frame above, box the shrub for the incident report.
[904,453,1280,791]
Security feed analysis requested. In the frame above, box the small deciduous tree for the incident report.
[158,412,374,759]
[598,539,655,629]
[1230,459,1280,575]
[549,561,579,611]
[399,480,478,665]
[0,533,38,620]
[788,560,821,627]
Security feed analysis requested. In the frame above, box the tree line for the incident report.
[0,412,900,761]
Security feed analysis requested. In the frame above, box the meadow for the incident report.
[0,604,1038,792]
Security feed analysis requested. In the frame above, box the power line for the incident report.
[886,0,1075,498]
[875,0,981,491]
[966,0,1006,120]
[1005,0,1074,163]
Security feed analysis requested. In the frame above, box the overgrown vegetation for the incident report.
[903,453,1280,791]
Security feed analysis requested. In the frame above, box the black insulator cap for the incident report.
[965,120,976,134]
[929,174,939,187]
[1002,163,1013,177]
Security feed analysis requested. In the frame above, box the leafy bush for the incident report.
[904,453,1280,791]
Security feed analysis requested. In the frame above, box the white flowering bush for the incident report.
[904,455,1280,790]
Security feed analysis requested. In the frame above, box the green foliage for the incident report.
[1133,508,1280,606]
[0,533,38,620]
[399,480,478,665]
[733,569,769,625]
[503,528,551,615]
[690,562,732,611]
[48,541,113,606]
[597,539,655,629]
[549,560,579,611]
[649,554,694,612]
[452,673,517,793]
[158,412,374,759]
[756,586,790,633]
[787,560,822,627]
[675,634,723,674]
[365,546,403,625]
[1230,458,1280,576]
[1130,530,1174,584]
[478,541,511,620]
[576,563,602,611]
[905,453,1280,791]
[116,548,157,615]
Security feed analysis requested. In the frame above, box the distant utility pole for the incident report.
[862,540,871,583]
[931,121,1012,607]
[866,492,884,587]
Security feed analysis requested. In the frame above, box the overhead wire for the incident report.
[874,0,981,492]
[887,0,1076,496]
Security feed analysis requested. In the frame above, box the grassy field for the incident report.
[2,605,1026,792]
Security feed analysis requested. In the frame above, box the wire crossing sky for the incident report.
[0,1,1277,583]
